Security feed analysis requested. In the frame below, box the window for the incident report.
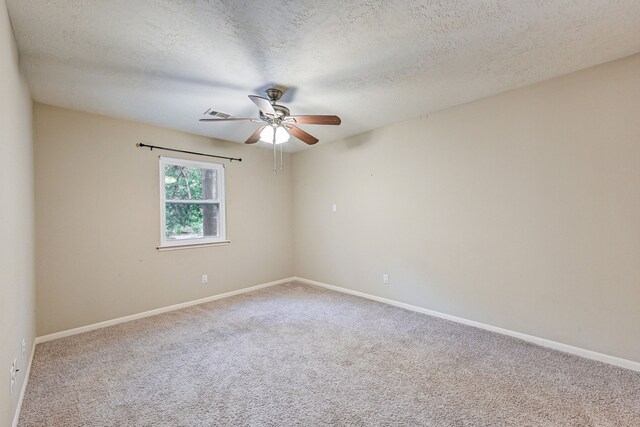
[159,157,226,248]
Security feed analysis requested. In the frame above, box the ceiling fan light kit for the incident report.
[200,87,341,173]
[260,125,290,144]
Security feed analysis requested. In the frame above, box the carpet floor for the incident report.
[19,282,640,426]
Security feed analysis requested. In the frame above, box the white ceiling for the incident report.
[6,0,640,151]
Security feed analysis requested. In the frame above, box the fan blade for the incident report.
[248,95,277,117]
[199,117,261,122]
[285,124,319,145]
[285,115,341,125]
[245,126,267,144]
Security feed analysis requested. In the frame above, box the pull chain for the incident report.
[273,128,277,174]
[280,141,283,170]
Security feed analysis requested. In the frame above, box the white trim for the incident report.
[159,156,227,248]
[12,341,36,427]
[35,277,295,344]
[157,240,230,251]
[293,277,640,372]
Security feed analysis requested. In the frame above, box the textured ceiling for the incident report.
[6,0,640,151]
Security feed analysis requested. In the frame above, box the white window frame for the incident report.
[159,156,227,249]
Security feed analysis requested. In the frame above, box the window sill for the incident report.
[157,241,230,251]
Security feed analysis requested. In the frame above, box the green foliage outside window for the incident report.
[164,165,217,239]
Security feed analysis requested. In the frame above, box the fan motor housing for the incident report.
[260,104,290,121]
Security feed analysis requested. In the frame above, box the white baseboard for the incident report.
[30,274,640,372]
[35,277,296,344]
[12,341,36,427]
[293,277,640,372]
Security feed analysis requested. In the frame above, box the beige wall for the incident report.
[35,104,294,336]
[0,0,35,425]
[293,54,640,363]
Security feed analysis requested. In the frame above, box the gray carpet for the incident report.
[19,282,640,426]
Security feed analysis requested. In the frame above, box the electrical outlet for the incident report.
[21,338,26,359]
[201,274,208,284]
[383,274,390,284]
[332,203,337,212]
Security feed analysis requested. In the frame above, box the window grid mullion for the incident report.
[163,199,219,204]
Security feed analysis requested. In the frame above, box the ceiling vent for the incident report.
[203,108,235,119]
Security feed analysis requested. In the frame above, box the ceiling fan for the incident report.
[199,88,341,146]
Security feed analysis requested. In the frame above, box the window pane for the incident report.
[165,203,219,240]
[164,165,217,200]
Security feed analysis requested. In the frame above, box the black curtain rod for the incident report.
[136,143,242,162]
